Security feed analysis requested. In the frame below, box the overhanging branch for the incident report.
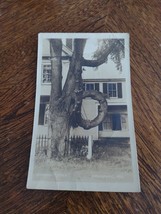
[82,41,118,67]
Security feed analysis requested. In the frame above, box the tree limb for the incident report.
[76,90,108,130]
[82,41,118,67]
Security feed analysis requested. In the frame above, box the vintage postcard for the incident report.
[27,33,140,192]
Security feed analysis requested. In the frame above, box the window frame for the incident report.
[83,82,100,91]
[99,113,128,132]
[42,63,52,84]
[120,113,128,130]
[103,82,123,99]
[103,82,118,98]
[108,83,118,98]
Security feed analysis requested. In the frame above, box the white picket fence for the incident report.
[35,135,51,155]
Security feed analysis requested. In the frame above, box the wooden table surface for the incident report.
[1,0,161,213]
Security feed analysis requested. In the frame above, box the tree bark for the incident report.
[49,39,114,158]
[49,39,67,158]
[82,40,120,67]
[62,39,86,99]
[49,39,87,158]
[49,111,69,159]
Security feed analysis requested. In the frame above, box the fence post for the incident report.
[35,137,39,154]
[69,137,72,155]
[87,135,93,160]
[64,136,68,156]
[41,135,43,152]
[35,134,52,156]
[44,135,47,155]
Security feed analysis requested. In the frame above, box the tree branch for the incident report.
[82,41,118,67]
[75,90,108,130]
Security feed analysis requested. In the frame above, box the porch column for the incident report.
[87,135,93,160]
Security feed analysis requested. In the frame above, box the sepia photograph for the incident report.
[27,33,140,192]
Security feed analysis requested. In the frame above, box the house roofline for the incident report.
[83,78,126,82]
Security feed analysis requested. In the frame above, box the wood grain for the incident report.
[1,0,161,213]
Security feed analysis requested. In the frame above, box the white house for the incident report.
[37,39,129,143]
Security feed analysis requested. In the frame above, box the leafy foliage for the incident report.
[92,39,125,71]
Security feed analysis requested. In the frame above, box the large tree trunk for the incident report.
[48,38,116,159]
[49,39,66,159]
[49,39,86,158]
[49,110,69,159]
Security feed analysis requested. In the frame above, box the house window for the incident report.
[83,83,100,91]
[38,96,50,125]
[103,82,122,98]
[99,113,128,131]
[109,83,117,97]
[121,114,128,130]
[103,115,112,130]
[42,64,51,83]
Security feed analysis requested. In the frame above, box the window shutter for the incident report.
[103,83,107,94]
[38,104,46,125]
[95,83,99,91]
[117,83,122,98]
[39,96,50,125]
[98,123,103,131]
[112,114,121,130]
[83,83,85,91]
